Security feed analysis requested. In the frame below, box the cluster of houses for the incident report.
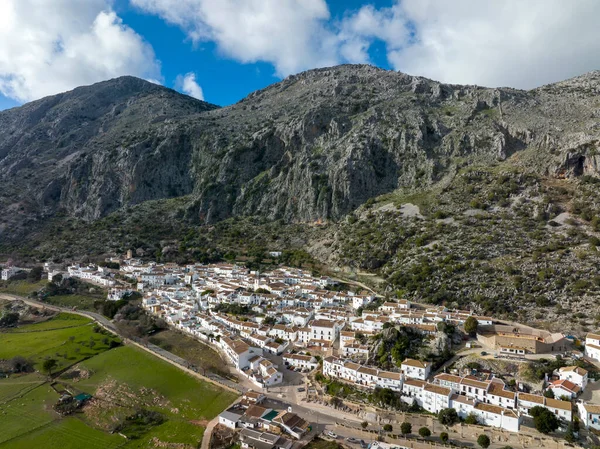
[324,356,588,432]
[33,255,596,437]
[218,391,310,449]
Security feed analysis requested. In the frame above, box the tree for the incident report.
[42,358,58,376]
[418,427,431,438]
[464,316,479,336]
[383,424,393,432]
[27,266,43,282]
[477,434,490,448]
[465,413,479,425]
[400,422,412,435]
[543,389,555,398]
[438,408,459,426]
[440,432,449,443]
[361,421,368,429]
[565,424,576,443]
[530,406,559,434]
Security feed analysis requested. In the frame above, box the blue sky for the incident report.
[1,0,599,111]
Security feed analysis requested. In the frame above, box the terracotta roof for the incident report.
[404,379,426,388]
[488,384,515,400]
[402,358,429,369]
[435,373,463,384]
[586,333,600,340]
[550,379,581,393]
[424,384,451,396]
[559,366,588,376]
[517,393,544,404]
[545,397,572,411]
[582,403,600,414]
[460,377,490,389]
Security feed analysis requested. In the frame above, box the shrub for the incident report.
[440,432,449,443]
[477,434,490,448]
[383,424,393,432]
[438,408,459,426]
[418,427,431,438]
[400,422,412,435]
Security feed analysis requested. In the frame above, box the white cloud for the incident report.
[0,0,161,102]
[341,0,600,89]
[133,0,600,89]
[131,0,338,76]
[176,72,204,100]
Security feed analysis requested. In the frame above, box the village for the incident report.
[7,255,600,449]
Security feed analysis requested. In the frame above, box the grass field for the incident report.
[0,280,48,296]
[0,315,237,449]
[43,294,100,312]
[69,346,237,447]
[0,313,120,373]
[149,329,232,378]
[0,373,46,403]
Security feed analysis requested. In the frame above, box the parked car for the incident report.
[297,387,305,392]
[359,440,368,448]
[346,437,359,443]
[325,431,337,439]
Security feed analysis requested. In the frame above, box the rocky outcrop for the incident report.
[2,65,600,241]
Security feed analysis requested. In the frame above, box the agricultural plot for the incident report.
[0,313,237,449]
[72,345,238,447]
[0,313,120,373]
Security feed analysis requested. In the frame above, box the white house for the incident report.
[557,366,588,390]
[548,379,580,399]
[219,410,243,429]
[578,403,600,431]
[309,319,340,342]
[283,353,318,370]
[585,333,600,361]
[401,359,431,380]
[1,266,21,281]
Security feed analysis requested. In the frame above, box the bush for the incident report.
[438,408,459,426]
[418,427,431,438]
[400,422,412,435]
[530,406,559,434]
[383,424,393,432]
[440,432,449,443]
[465,413,479,425]
[361,421,368,429]
[477,434,490,448]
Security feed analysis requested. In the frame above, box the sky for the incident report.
[1,0,600,111]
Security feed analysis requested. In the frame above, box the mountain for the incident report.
[2,65,600,326]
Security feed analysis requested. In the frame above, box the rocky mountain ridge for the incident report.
[1,65,600,244]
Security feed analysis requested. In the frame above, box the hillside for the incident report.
[2,65,600,326]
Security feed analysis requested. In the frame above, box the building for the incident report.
[401,359,431,380]
[557,366,588,390]
[219,409,243,429]
[1,266,21,280]
[547,379,580,399]
[239,429,293,449]
[282,353,318,370]
[477,325,570,354]
[584,333,600,361]
[578,403,600,431]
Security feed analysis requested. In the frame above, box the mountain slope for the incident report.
[1,65,600,242]
[0,76,217,237]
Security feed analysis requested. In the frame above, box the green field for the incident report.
[149,329,233,378]
[0,314,238,449]
[0,313,120,373]
[43,294,100,312]
[0,280,49,296]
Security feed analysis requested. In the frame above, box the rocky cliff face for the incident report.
[1,65,600,241]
